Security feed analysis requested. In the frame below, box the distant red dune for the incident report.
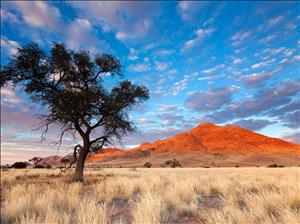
[88,122,300,167]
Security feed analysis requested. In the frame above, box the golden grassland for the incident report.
[1,167,300,224]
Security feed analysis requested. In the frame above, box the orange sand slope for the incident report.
[88,123,300,167]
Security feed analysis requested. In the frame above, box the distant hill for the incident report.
[87,123,300,167]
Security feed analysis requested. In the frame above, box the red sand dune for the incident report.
[131,122,300,154]
[88,123,300,167]
[88,148,124,162]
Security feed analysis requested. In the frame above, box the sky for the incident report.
[1,1,299,164]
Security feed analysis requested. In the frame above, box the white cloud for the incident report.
[259,34,277,44]
[139,118,152,124]
[3,2,108,52]
[66,18,107,51]
[251,62,266,69]
[171,75,191,96]
[70,2,159,42]
[233,58,242,64]
[128,63,151,72]
[240,71,272,87]
[152,90,167,98]
[0,8,20,23]
[115,19,150,41]
[166,69,178,79]
[234,47,247,54]
[231,30,252,46]
[280,58,289,64]
[183,28,215,51]
[154,61,169,72]
[186,86,240,111]
[286,23,297,30]
[255,47,285,58]
[142,43,157,51]
[177,1,206,21]
[202,64,224,74]
[1,36,20,55]
[251,58,275,70]
[283,48,295,57]
[280,55,300,64]
[9,1,61,29]
[267,15,284,28]
[1,87,22,105]
[162,120,174,126]
[128,48,139,61]
[154,49,175,56]
[198,74,222,81]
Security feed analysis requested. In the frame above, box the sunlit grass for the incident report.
[1,168,299,224]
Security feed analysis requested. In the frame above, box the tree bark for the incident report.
[73,143,89,182]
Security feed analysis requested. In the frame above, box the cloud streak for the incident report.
[183,28,215,51]
[186,86,240,112]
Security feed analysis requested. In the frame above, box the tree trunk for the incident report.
[73,144,89,182]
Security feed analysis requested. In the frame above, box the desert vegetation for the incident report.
[1,167,299,224]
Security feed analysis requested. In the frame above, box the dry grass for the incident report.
[1,168,299,224]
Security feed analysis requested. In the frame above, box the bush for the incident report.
[11,162,27,169]
[268,164,285,168]
[162,159,181,168]
[143,162,152,168]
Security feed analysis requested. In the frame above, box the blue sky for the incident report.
[1,1,299,163]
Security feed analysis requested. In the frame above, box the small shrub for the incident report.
[162,159,181,168]
[267,164,285,168]
[171,159,181,168]
[11,162,27,169]
[143,162,152,168]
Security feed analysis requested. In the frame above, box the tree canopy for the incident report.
[1,42,149,181]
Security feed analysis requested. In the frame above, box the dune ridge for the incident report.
[87,122,300,167]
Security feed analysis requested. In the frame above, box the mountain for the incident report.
[87,123,300,167]
[133,122,299,154]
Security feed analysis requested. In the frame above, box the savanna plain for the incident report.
[1,168,300,224]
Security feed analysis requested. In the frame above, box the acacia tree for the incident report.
[1,42,149,181]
